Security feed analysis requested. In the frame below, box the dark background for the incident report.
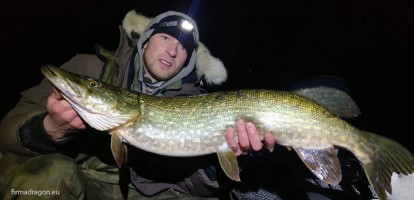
[1,0,413,152]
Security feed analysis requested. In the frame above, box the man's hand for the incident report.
[226,119,275,156]
[43,88,86,141]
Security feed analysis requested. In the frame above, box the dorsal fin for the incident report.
[292,86,361,118]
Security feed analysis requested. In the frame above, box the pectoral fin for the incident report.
[111,132,128,168]
[293,146,342,185]
[217,143,241,181]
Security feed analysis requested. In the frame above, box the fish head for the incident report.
[41,65,140,131]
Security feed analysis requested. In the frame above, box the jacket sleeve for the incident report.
[0,54,105,156]
[0,78,53,156]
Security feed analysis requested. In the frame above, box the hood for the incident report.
[122,10,227,86]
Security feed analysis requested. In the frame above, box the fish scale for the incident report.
[134,90,328,153]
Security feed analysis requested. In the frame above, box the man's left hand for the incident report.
[226,119,275,156]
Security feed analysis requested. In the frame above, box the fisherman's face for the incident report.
[143,33,188,81]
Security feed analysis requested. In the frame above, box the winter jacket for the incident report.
[0,10,229,197]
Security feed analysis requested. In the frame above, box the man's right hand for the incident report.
[43,88,86,141]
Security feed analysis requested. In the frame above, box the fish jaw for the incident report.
[41,65,82,99]
[41,65,141,131]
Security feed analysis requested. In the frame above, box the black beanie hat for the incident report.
[149,15,197,57]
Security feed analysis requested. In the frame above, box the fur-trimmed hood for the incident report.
[122,10,227,85]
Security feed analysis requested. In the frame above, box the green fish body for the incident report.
[41,65,414,200]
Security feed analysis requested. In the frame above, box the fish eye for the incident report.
[89,80,100,87]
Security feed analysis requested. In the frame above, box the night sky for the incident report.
[1,0,413,151]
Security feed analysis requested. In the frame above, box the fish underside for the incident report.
[41,65,414,200]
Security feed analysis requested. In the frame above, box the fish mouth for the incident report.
[41,65,82,98]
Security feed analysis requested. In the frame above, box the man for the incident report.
[0,10,275,199]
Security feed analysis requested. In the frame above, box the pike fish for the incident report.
[41,65,414,200]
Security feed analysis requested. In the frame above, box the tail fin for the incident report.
[360,131,414,200]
